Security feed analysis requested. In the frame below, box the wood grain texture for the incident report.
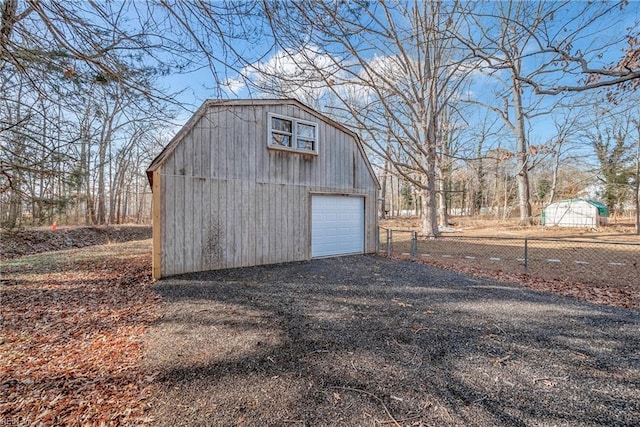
[154,101,379,277]
[151,169,162,279]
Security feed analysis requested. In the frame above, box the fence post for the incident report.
[411,231,418,259]
[386,229,392,257]
[523,237,528,273]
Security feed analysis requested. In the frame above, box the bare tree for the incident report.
[541,111,585,206]
[633,115,640,234]
[453,0,639,224]
[457,1,563,223]
[0,1,168,226]
[496,1,640,95]
[462,112,506,217]
[0,1,250,227]
[249,0,477,237]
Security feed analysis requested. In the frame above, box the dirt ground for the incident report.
[144,256,640,427]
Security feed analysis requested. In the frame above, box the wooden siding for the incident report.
[151,169,162,279]
[155,101,378,277]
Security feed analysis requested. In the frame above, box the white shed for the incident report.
[542,199,609,228]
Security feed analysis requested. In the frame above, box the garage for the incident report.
[147,99,379,278]
[311,195,365,257]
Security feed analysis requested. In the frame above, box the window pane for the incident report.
[272,133,291,147]
[297,123,315,139]
[298,138,314,151]
[272,117,292,133]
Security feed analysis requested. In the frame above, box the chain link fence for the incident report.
[379,228,640,288]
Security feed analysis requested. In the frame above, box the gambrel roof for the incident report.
[146,98,379,189]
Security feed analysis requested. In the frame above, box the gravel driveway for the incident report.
[143,255,640,426]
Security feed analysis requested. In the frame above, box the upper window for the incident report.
[268,113,318,154]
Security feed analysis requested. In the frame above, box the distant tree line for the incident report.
[1,0,639,234]
[0,0,253,228]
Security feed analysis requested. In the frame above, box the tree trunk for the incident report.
[473,140,485,216]
[421,184,439,237]
[96,118,115,225]
[438,170,448,226]
[7,190,21,229]
[82,136,92,225]
[635,172,639,235]
[512,75,532,224]
[380,159,389,219]
[548,141,562,205]
[492,159,500,218]
[396,177,401,217]
[461,182,466,216]
[503,173,509,219]
[96,142,107,224]
[421,139,440,237]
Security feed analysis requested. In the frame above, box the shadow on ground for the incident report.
[143,255,640,427]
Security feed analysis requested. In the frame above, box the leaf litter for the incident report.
[1,239,159,426]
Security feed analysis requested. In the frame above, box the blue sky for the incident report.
[156,0,640,171]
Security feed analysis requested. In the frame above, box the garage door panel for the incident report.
[312,195,364,257]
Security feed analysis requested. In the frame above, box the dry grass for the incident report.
[381,216,640,241]
[380,217,639,309]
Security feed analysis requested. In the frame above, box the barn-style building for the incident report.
[147,99,380,279]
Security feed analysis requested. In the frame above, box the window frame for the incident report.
[267,112,319,155]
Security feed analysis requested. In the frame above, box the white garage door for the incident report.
[312,195,364,257]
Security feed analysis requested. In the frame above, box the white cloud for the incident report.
[221,76,246,96]
[227,45,341,105]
